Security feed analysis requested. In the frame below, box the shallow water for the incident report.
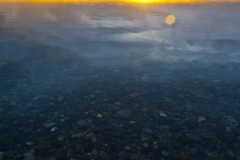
[0,2,240,160]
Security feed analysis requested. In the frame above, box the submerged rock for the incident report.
[159,112,167,118]
[23,152,35,160]
[117,110,133,119]
[189,147,198,156]
[71,133,83,138]
[198,116,206,122]
[77,120,88,128]
[158,110,167,117]
[0,152,3,160]
[142,128,153,134]
[96,114,103,118]
[159,125,170,132]
[129,93,139,98]
[43,123,56,128]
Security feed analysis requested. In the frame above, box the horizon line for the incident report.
[1,0,240,4]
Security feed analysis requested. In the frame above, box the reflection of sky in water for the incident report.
[1,3,240,159]
[1,3,240,67]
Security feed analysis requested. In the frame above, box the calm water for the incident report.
[0,2,240,160]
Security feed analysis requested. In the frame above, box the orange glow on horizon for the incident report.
[1,0,239,4]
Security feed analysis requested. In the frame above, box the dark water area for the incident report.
[0,2,240,160]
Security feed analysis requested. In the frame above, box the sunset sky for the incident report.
[1,0,239,3]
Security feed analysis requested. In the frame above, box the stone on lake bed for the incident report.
[142,128,153,134]
[161,151,169,157]
[124,146,130,150]
[26,141,33,146]
[189,147,198,156]
[71,132,83,138]
[51,127,58,132]
[96,114,103,118]
[77,119,88,128]
[129,93,139,98]
[198,116,206,122]
[117,110,133,119]
[89,101,97,105]
[159,112,167,118]
[44,123,56,128]
[158,110,167,117]
[159,125,170,132]
[129,121,136,124]
[115,102,121,106]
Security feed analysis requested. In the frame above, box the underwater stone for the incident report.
[142,128,153,134]
[124,146,130,150]
[77,120,88,128]
[0,152,3,160]
[117,110,132,119]
[51,127,58,132]
[129,93,139,98]
[159,125,170,132]
[43,123,56,128]
[198,116,206,122]
[159,112,167,118]
[96,114,103,118]
[129,121,136,124]
[23,152,35,160]
[71,133,83,138]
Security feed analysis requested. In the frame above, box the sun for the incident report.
[165,15,176,25]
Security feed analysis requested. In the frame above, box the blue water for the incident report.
[0,2,240,160]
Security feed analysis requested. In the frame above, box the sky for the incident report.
[1,3,240,65]
[0,1,240,86]
[0,0,240,4]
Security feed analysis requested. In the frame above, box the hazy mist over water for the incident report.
[0,2,240,95]
[1,3,240,64]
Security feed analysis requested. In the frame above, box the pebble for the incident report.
[57,136,64,141]
[77,120,88,128]
[44,123,56,128]
[58,96,64,101]
[159,125,170,132]
[226,127,231,133]
[48,157,57,160]
[189,147,198,156]
[161,151,169,157]
[160,112,167,118]
[227,150,235,157]
[89,101,96,105]
[117,110,133,119]
[96,114,103,118]
[198,116,206,122]
[92,137,97,143]
[124,146,130,150]
[71,133,83,138]
[26,142,33,146]
[115,102,121,106]
[129,121,136,124]
[200,132,216,139]
[129,93,139,98]
[142,128,153,134]
[143,143,148,147]
[188,134,202,143]
[153,145,158,149]
[23,153,35,160]
[0,152,3,160]
[51,127,58,132]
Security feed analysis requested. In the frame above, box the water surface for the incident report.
[0,2,240,159]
